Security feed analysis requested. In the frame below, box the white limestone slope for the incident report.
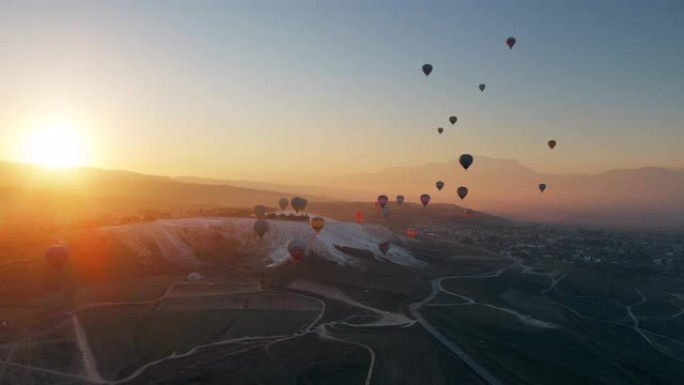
[101,216,421,269]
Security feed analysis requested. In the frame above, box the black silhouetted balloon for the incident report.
[506,37,516,49]
[377,195,389,208]
[457,186,468,200]
[254,219,269,238]
[459,154,474,171]
[420,194,431,207]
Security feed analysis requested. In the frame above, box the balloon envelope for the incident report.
[420,194,431,207]
[548,140,557,149]
[459,154,474,170]
[406,228,419,238]
[354,211,365,224]
[479,83,486,92]
[449,116,457,125]
[457,186,468,200]
[310,216,325,233]
[437,127,443,135]
[254,205,266,218]
[396,195,405,205]
[436,181,444,191]
[278,198,289,211]
[378,240,390,255]
[291,197,308,213]
[377,195,389,208]
[287,238,307,261]
[254,219,269,238]
[422,64,433,76]
[506,37,516,49]
[45,245,69,270]
[539,183,547,193]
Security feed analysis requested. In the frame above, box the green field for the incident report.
[440,268,522,307]
[555,268,641,306]
[330,324,483,385]
[633,300,681,319]
[75,275,177,304]
[546,291,631,324]
[79,303,319,380]
[427,291,471,305]
[639,317,684,342]
[632,290,681,319]
[0,307,46,340]
[420,304,684,384]
[123,333,370,385]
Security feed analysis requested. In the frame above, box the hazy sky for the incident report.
[1,1,683,182]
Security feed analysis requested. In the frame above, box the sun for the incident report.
[23,123,89,168]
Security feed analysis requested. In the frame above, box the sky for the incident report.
[1,0,683,183]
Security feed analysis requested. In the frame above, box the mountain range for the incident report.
[1,157,682,230]
[179,156,684,230]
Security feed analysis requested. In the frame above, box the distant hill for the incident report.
[307,201,509,230]
[305,157,684,230]
[174,176,347,200]
[0,161,321,224]
[2,158,682,230]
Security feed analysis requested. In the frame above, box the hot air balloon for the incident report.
[479,83,486,92]
[291,197,308,213]
[396,195,405,205]
[539,184,547,193]
[377,195,389,209]
[437,127,444,135]
[506,37,516,49]
[422,64,433,76]
[287,238,307,261]
[459,154,474,171]
[45,245,69,270]
[420,194,431,207]
[449,116,457,125]
[254,219,269,238]
[378,240,390,255]
[406,228,419,238]
[187,272,203,282]
[464,208,474,217]
[382,205,392,219]
[310,216,325,233]
[548,140,557,150]
[278,198,289,211]
[457,186,468,200]
[254,205,266,218]
[354,211,365,224]
[436,181,444,191]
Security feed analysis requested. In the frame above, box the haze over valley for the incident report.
[2,1,684,384]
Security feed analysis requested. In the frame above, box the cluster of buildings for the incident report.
[424,224,684,276]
